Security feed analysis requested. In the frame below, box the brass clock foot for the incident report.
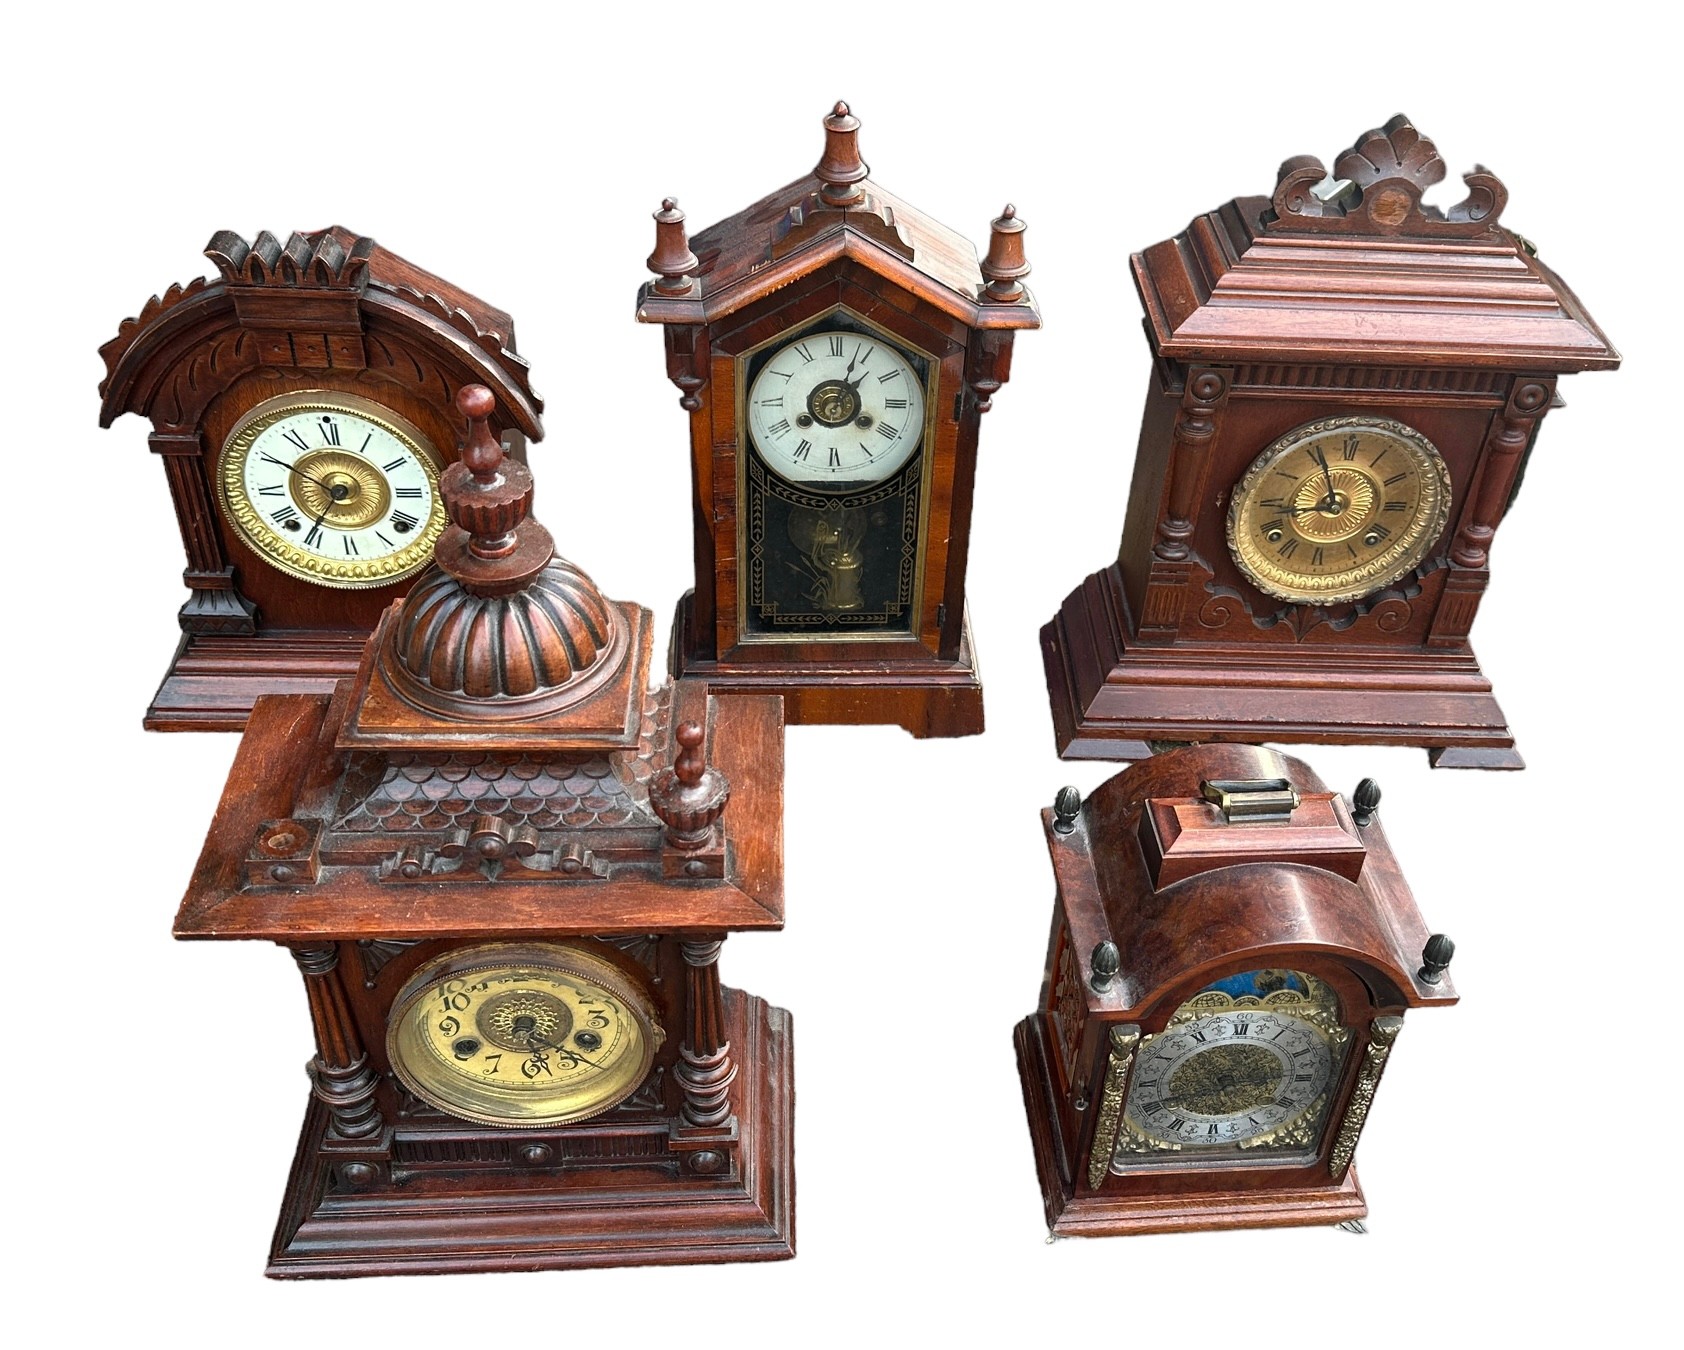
[1337,1219,1369,1235]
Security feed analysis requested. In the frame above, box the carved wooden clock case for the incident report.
[1015,744,1456,1236]
[1042,115,1618,768]
[100,227,543,731]
[174,388,791,1276]
[637,102,1040,737]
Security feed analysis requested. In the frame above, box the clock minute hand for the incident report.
[258,452,339,495]
[1310,447,1337,507]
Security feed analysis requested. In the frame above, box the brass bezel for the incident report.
[386,941,664,1129]
[217,390,447,589]
[734,304,939,644]
[1226,414,1452,606]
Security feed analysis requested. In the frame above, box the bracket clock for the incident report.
[636,102,1041,737]
[100,227,543,731]
[1041,115,1618,768]
[174,387,792,1276]
[1015,744,1456,1236]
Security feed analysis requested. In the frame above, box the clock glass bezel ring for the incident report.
[217,389,448,589]
[1226,414,1452,606]
[386,942,663,1129]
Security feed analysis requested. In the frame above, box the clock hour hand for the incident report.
[258,452,344,498]
[524,1031,607,1074]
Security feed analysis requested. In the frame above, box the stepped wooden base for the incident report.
[672,592,984,738]
[1042,566,1523,770]
[267,990,794,1278]
[144,630,371,732]
[1014,1014,1366,1237]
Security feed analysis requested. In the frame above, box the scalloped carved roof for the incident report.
[99,226,544,437]
[1133,116,1617,371]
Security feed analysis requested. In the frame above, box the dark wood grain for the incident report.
[1015,743,1456,1238]
[175,389,793,1275]
[636,103,1040,736]
[100,227,543,730]
[1042,115,1617,768]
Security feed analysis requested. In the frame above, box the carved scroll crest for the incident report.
[1269,115,1508,237]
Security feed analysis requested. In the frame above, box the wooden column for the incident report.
[291,944,383,1140]
[1449,378,1555,569]
[1137,367,1231,643]
[676,938,736,1128]
[151,428,257,634]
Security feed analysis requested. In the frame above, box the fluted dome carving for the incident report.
[371,384,629,721]
[396,555,617,699]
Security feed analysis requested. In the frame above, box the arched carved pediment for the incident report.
[99,227,544,440]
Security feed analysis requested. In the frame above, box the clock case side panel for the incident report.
[1043,356,1543,765]
[670,265,989,737]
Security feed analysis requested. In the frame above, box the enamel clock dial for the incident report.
[746,328,926,489]
[1227,416,1452,606]
[388,943,663,1128]
[1117,970,1349,1165]
[218,390,447,588]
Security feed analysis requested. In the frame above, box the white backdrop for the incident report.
[8,4,1672,1345]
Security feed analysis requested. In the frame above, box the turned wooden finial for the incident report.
[648,197,698,295]
[816,100,868,208]
[433,385,554,595]
[981,203,1031,302]
[650,721,731,851]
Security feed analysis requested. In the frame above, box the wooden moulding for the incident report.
[1139,791,1366,887]
[1041,563,1522,768]
[174,688,786,941]
[269,988,793,1276]
[670,591,984,739]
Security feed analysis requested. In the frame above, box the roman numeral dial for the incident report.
[1227,416,1452,606]
[218,391,448,590]
[1116,972,1348,1163]
[745,327,926,489]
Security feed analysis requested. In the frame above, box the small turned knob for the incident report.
[1351,778,1382,827]
[650,721,731,851]
[1089,941,1120,993]
[1419,934,1455,986]
[816,100,868,207]
[647,197,698,295]
[1053,786,1082,834]
[981,203,1032,302]
[446,385,533,560]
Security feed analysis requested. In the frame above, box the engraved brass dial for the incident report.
[1117,971,1349,1165]
[1227,416,1451,605]
[387,943,663,1128]
[218,391,447,588]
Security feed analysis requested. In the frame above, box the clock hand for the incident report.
[524,1031,609,1074]
[1310,447,1337,508]
[257,452,341,495]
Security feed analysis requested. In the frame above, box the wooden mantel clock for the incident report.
[1015,743,1457,1236]
[1042,115,1618,768]
[100,227,544,731]
[174,387,792,1276]
[636,102,1041,737]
